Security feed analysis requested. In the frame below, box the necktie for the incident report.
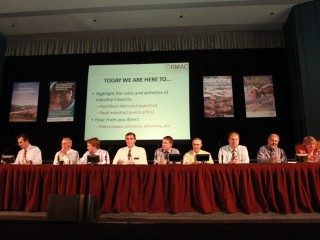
[23,149,27,164]
[128,149,131,160]
[165,152,169,160]
[231,150,237,160]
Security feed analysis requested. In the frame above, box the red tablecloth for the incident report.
[0,164,319,213]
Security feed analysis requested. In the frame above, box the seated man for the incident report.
[154,136,180,165]
[113,132,147,165]
[257,133,287,163]
[53,137,79,165]
[14,133,42,165]
[79,137,109,164]
[218,132,249,164]
[183,137,214,164]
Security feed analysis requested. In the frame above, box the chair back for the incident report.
[295,140,320,152]
[295,143,304,153]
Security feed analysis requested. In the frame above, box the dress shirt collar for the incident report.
[126,146,136,151]
[161,148,172,153]
[192,150,203,155]
[228,145,238,152]
[92,149,102,155]
[66,148,74,154]
[266,145,277,152]
[25,144,33,151]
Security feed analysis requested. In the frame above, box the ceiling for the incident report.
[0,0,312,38]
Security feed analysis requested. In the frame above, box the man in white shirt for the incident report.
[53,137,79,165]
[113,132,147,165]
[183,138,214,164]
[14,134,42,165]
[218,132,249,164]
[79,137,109,164]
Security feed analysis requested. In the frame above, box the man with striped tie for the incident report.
[218,132,250,164]
[113,132,147,165]
[14,133,42,165]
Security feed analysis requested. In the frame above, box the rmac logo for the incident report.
[165,63,189,71]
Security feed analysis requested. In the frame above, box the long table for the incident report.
[0,164,319,214]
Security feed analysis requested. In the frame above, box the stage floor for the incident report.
[1,211,320,224]
[1,211,320,240]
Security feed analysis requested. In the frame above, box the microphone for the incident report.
[58,150,70,165]
[218,141,223,164]
[57,152,64,165]
[1,143,17,155]
[106,146,113,164]
[1,143,17,164]
[154,143,161,165]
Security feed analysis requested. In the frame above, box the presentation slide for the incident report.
[85,62,190,141]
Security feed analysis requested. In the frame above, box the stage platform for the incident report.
[1,211,320,224]
[1,211,320,240]
[1,164,320,239]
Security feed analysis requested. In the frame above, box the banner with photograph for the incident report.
[203,76,234,118]
[243,75,276,118]
[9,82,40,122]
[47,81,76,122]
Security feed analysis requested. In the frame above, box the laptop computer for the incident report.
[87,155,100,164]
[295,154,308,163]
[168,154,182,163]
[195,154,210,163]
[1,155,15,164]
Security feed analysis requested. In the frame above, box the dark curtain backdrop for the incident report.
[0,33,7,94]
[284,0,320,142]
[284,14,306,144]
[0,49,295,161]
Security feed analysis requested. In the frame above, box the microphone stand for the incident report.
[218,142,223,164]
[57,153,64,165]
[106,146,113,164]
[154,143,161,165]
